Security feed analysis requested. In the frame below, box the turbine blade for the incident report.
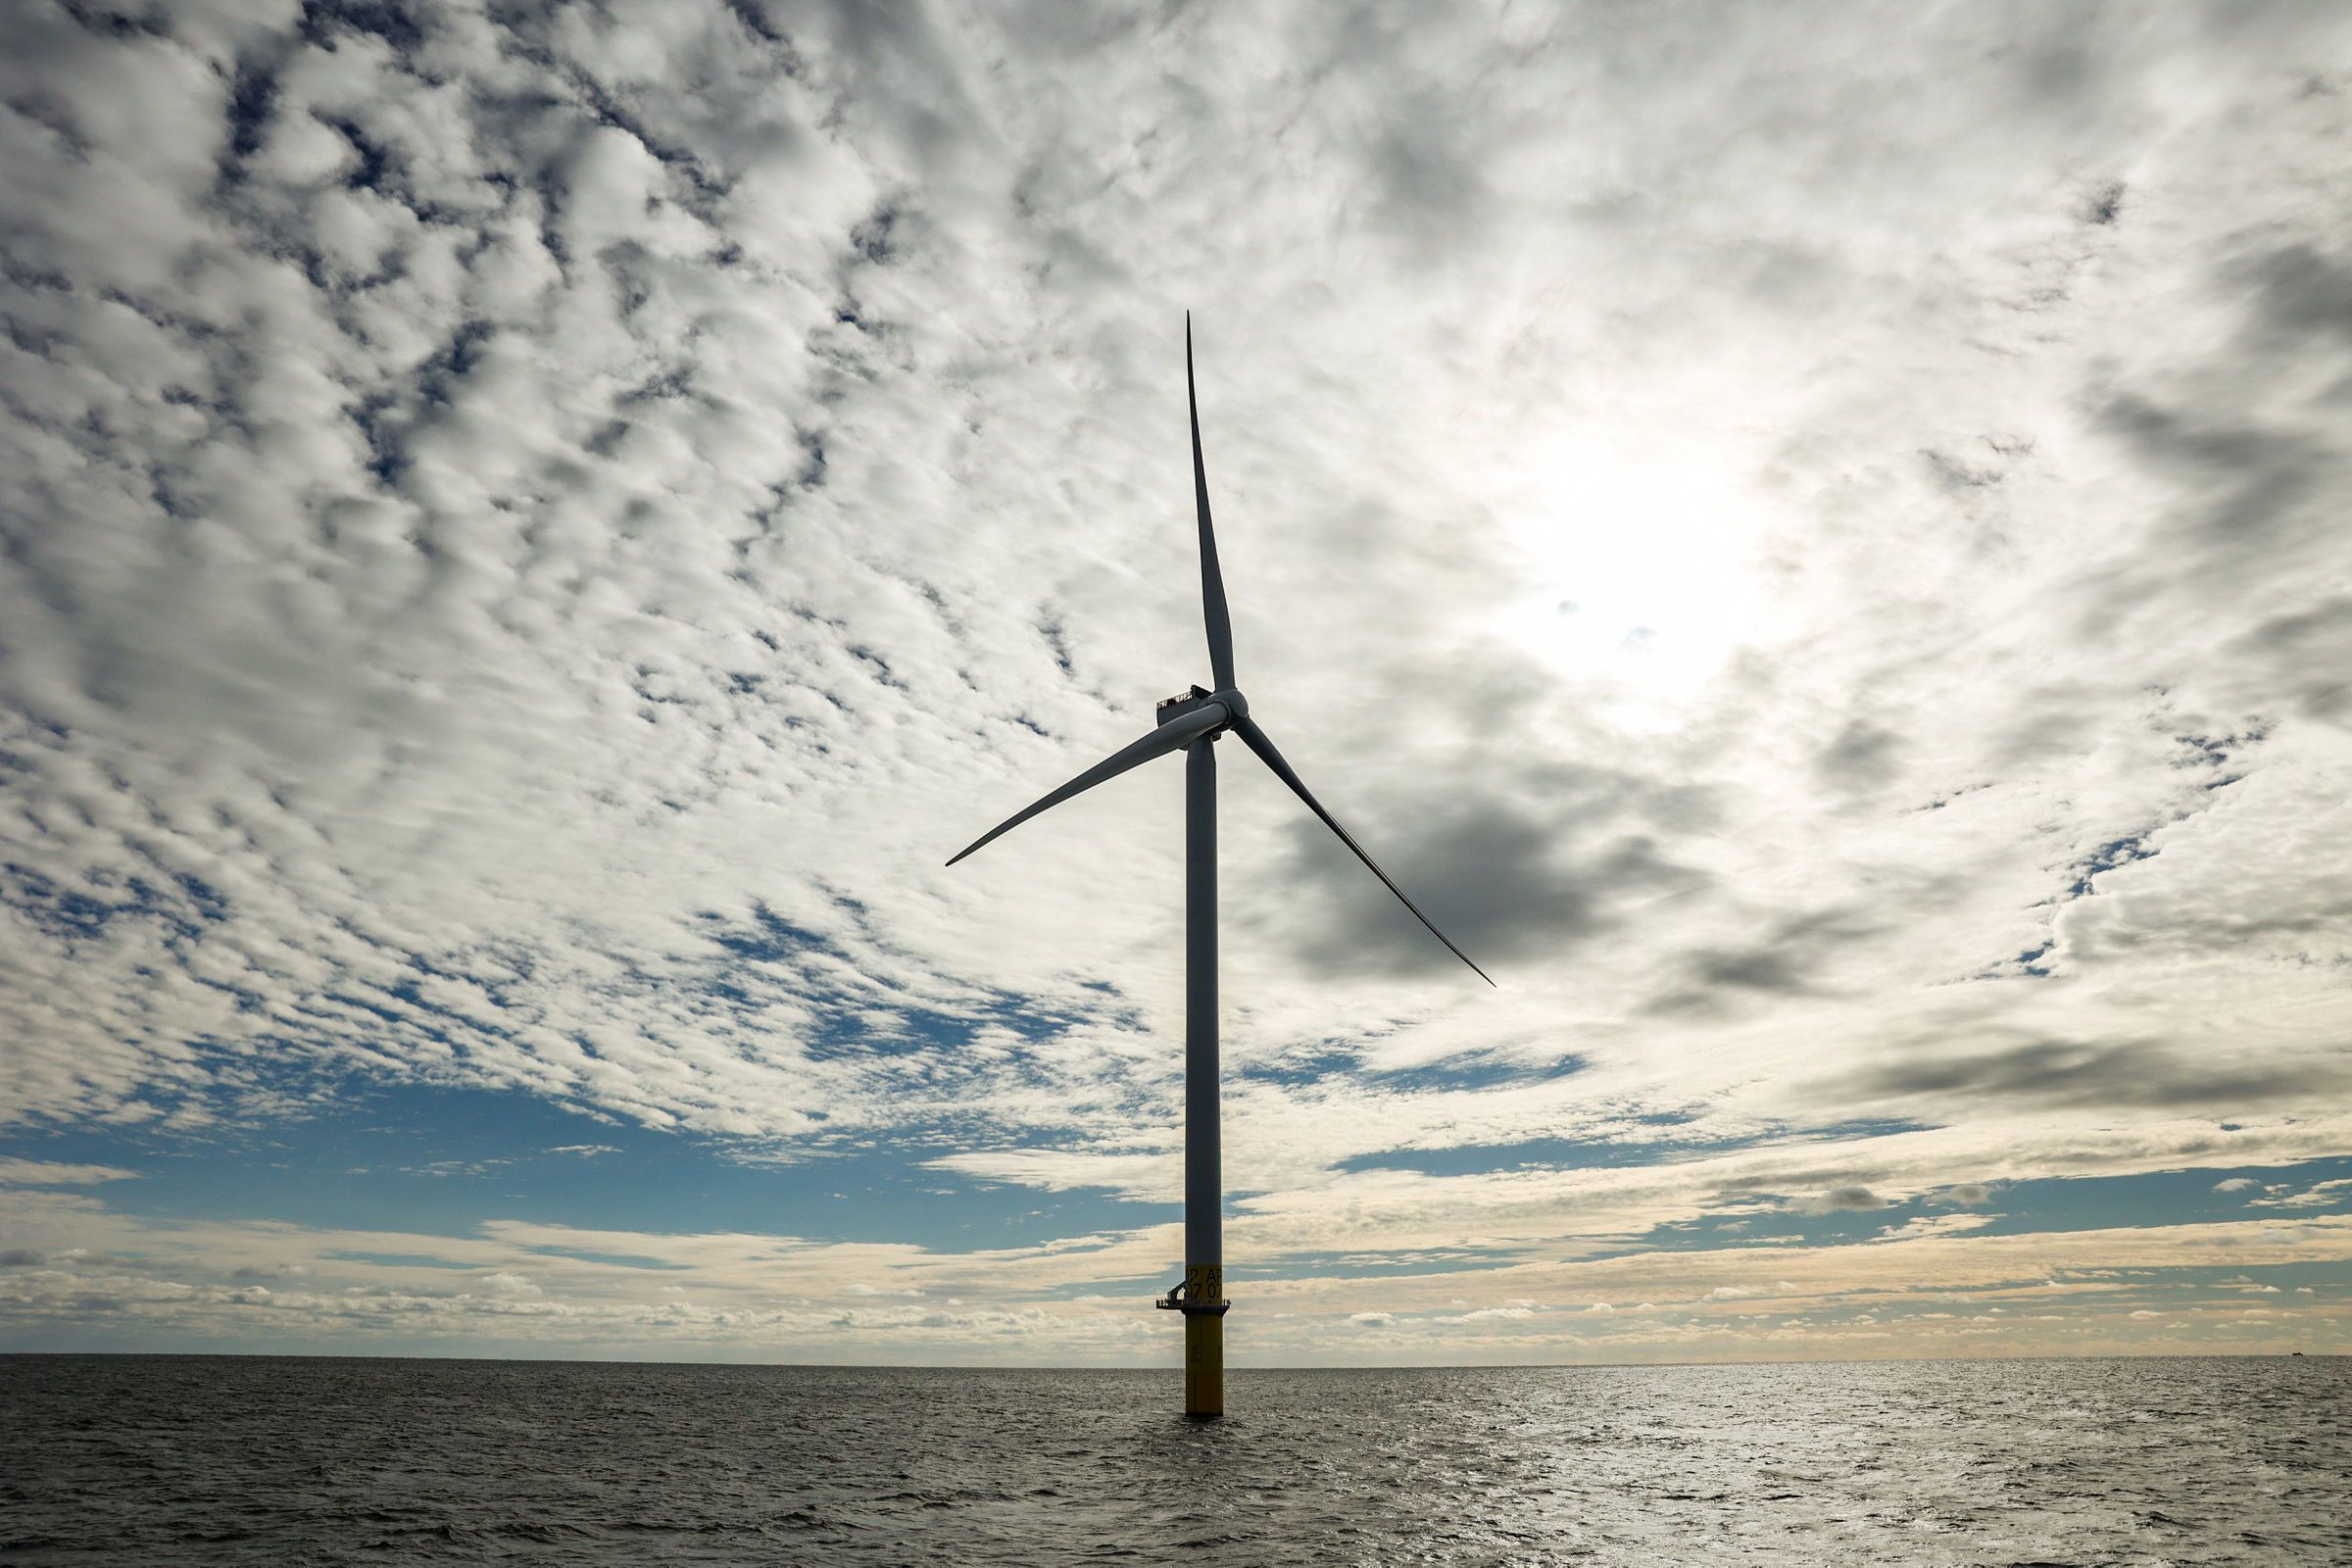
[1231,714,1494,986]
[1187,313,1237,691]
[948,703,1227,866]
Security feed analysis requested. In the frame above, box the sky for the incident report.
[2,0,2349,1367]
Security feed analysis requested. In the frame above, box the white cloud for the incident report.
[2250,1178,2352,1209]
[1876,1213,1998,1245]
[0,1159,138,1187]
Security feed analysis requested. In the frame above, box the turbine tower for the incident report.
[949,316,1491,1418]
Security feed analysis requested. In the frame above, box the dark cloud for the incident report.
[1793,1185,1887,1213]
[1360,116,1491,268]
[2237,242,2352,348]
[2095,392,2327,553]
[1841,1036,2345,1112]
[1814,720,1903,793]
[1646,906,1885,1014]
[1692,945,1809,994]
[1268,750,1712,983]
[2077,179,2127,227]
[2228,597,2352,725]
[2077,235,2352,662]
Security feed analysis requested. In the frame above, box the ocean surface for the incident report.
[2,1355,2345,1564]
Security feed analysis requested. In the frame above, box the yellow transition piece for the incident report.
[1184,1263,1224,1417]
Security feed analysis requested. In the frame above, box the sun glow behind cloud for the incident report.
[1496,431,1776,724]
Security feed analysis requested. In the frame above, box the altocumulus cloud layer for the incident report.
[2,0,2351,1363]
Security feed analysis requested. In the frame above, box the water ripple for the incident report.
[2,1356,2346,1565]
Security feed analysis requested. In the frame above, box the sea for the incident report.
[2,1354,2344,1564]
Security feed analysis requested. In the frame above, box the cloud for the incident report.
[1705,1282,1796,1301]
[1836,1036,2347,1113]
[1273,750,1713,983]
[1815,721,1905,794]
[1791,1187,1889,1214]
[2215,1177,2259,1193]
[2250,1177,2352,1209]
[0,1159,138,1186]
[1874,1213,1997,1245]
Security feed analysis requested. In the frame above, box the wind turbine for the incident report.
[949,316,1491,1419]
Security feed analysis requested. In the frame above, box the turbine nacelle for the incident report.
[1155,684,1248,731]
